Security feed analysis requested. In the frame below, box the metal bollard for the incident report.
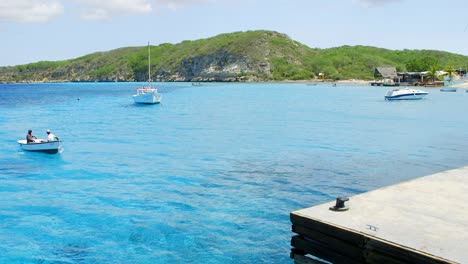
[329,197,349,211]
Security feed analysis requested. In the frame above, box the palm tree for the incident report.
[424,66,438,83]
[444,65,457,82]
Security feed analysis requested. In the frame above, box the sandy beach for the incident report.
[450,81,468,88]
[337,79,468,90]
[336,79,370,85]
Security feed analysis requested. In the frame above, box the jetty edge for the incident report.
[290,166,468,264]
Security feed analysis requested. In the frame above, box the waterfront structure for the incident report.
[290,166,468,263]
[371,67,399,86]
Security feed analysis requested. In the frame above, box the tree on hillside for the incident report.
[406,56,439,72]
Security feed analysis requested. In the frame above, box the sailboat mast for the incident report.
[148,42,151,83]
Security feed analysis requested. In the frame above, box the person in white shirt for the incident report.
[46,129,58,141]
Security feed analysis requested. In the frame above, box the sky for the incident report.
[1,0,468,66]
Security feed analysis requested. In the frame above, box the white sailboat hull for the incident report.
[133,89,161,104]
[18,139,62,154]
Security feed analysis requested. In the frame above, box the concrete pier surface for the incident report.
[291,166,468,263]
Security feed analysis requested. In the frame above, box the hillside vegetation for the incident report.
[1,30,468,83]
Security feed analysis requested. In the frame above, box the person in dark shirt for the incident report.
[26,129,36,144]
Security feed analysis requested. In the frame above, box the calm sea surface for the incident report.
[0,82,467,263]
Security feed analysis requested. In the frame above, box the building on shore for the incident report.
[397,72,424,86]
[371,67,463,87]
[370,67,399,86]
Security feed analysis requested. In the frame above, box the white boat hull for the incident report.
[133,90,161,104]
[18,139,61,154]
[385,89,428,100]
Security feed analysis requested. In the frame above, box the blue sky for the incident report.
[1,0,468,66]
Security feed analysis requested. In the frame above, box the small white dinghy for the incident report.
[17,139,62,154]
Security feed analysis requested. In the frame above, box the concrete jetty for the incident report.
[290,166,468,263]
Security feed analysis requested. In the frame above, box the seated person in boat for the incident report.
[46,129,58,141]
[26,129,36,144]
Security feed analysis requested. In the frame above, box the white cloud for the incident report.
[358,0,402,7]
[73,0,152,21]
[155,0,212,10]
[0,0,215,23]
[79,8,110,21]
[0,0,64,23]
[75,0,213,20]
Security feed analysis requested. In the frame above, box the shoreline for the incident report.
[2,79,467,89]
[1,79,373,85]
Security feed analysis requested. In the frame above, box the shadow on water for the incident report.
[17,148,65,158]
[34,242,91,264]
[124,103,163,108]
[2,148,66,178]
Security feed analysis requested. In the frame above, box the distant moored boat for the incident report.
[133,42,161,104]
[440,88,457,92]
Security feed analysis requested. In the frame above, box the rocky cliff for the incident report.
[0,31,287,83]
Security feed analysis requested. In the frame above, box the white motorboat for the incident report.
[133,42,161,104]
[17,139,62,154]
[384,88,428,100]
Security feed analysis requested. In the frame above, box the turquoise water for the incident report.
[1,82,468,263]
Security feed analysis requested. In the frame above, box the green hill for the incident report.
[1,30,467,83]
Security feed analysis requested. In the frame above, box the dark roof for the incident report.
[375,67,397,78]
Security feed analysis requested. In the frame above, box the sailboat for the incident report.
[133,42,161,104]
